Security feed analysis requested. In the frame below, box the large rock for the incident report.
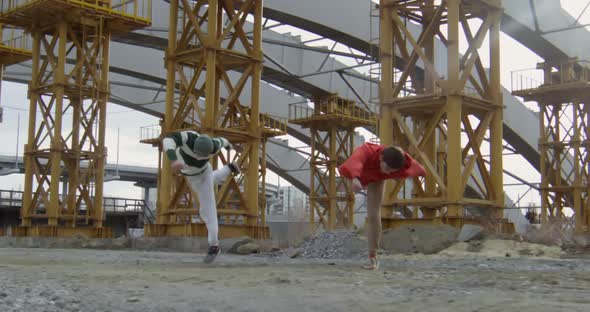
[524,224,571,247]
[287,247,302,258]
[457,224,485,242]
[573,234,590,248]
[236,242,260,254]
[226,238,255,254]
[381,225,460,254]
[112,236,130,249]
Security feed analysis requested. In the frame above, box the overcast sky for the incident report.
[0,0,587,206]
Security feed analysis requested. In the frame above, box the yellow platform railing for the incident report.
[139,124,161,142]
[0,24,30,52]
[289,99,377,125]
[0,0,152,22]
[140,111,288,143]
[259,113,288,136]
[511,59,590,93]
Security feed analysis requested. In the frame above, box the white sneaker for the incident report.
[362,257,379,270]
[204,245,221,263]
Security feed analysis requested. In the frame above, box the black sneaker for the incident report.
[204,245,221,263]
[228,162,240,175]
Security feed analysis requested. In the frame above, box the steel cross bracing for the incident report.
[0,0,151,238]
[377,0,512,232]
[512,58,590,234]
[289,95,377,230]
[144,0,275,239]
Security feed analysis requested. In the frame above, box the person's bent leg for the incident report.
[365,180,384,268]
[212,165,232,186]
[195,170,218,246]
[192,169,221,263]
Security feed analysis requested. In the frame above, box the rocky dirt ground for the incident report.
[1,244,590,312]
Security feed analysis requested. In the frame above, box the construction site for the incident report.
[0,0,590,311]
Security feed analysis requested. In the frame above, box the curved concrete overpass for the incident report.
[261,0,588,171]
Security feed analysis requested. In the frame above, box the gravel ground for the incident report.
[1,247,590,312]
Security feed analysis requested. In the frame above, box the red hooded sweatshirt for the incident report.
[338,143,426,186]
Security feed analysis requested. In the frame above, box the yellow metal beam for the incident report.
[513,56,590,233]
[147,0,272,239]
[6,1,151,237]
[246,0,263,226]
[13,225,113,238]
[379,0,511,232]
[290,95,376,230]
[379,0,395,219]
[145,223,269,239]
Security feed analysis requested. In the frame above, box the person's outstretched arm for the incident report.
[401,153,427,178]
[162,131,185,172]
[338,144,370,191]
[209,137,232,155]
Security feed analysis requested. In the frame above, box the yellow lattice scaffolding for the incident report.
[141,111,287,235]
[378,0,513,232]
[144,0,275,239]
[0,0,151,237]
[289,95,377,230]
[512,58,590,234]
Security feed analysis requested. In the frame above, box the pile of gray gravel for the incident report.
[297,231,368,260]
[252,231,368,260]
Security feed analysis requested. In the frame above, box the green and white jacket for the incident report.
[163,130,230,175]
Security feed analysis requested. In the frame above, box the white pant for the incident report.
[186,163,232,246]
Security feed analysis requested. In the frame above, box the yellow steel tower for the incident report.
[378,0,512,232]
[512,58,590,234]
[144,0,273,239]
[289,95,377,230]
[0,0,151,237]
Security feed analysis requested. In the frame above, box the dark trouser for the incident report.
[366,180,384,258]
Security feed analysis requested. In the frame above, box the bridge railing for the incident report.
[511,68,547,92]
[0,189,155,223]
[0,189,22,208]
[140,124,161,141]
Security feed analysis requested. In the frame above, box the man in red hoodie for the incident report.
[338,142,426,269]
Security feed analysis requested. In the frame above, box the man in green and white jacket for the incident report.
[163,130,240,263]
